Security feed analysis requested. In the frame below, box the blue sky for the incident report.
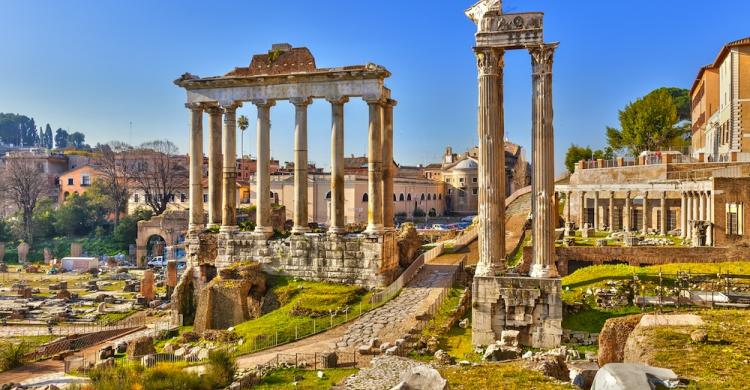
[1,1,749,172]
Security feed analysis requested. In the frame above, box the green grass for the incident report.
[562,305,641,333]
[97,310,137,325]
[441,362,575,390]
[231,276,374,354]
[421,286,464,339]
[253,368,357,389]
[507,234,530,267]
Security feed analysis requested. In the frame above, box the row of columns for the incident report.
[473,42,558,278]
[566,190,671,235]
[186,97,396,236]
[680,190,712,240]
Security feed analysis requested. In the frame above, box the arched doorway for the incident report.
[147,234,167,258]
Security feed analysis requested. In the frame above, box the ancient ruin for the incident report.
[467,0,562,348]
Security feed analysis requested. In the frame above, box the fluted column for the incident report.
[680,192,687,238]
[382,99,397,229]
[364,97,384,234]
[253,99,275,237]
[608,191,615,231]
[291,97,312,234]
[327,96,348,234]
[220,103,240,231]
[529,43,558,278]
[187,103,204,232]
[660,191,667,235]
[578,191,586,230]
[624,191,632,231]
[699,191,706,221]
[206,106,223,229]
[593,191,599,231]
[641,191,649,234]
[474,47,505,277]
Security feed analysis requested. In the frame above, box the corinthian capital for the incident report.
[474,47,504,76]
[529,42,559,75]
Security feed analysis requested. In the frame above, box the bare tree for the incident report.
[92,142,131,227]
[0,156,48,243]
[126,140,188,216]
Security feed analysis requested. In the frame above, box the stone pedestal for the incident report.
[472,276,562,349]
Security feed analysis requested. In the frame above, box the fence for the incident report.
[410,255,466,337]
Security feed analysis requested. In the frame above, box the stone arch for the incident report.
[420,193,425,201]
[362,193,369,202]
[407,193,412,201]
[325,191,331,200]
[399,193,405,201]
[135,211,187,267]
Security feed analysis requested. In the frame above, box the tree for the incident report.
[0,156,48,243]
[0,113,38,146]
[44,124,53,149]
[92,143,130,227]
[113,208,152,245]
[126,140,188,215]
[563,144,613,173]
[237,115,249,158]
[54,128,69,148]
[54,193,106,236]
[606,88,691,157]
[67,131,88,149]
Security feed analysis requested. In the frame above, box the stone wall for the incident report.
[520,245,750,276]
[209,231,399,289]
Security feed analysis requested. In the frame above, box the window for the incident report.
[459,177,465,183]
[407,194,412,201]
[472,177,477,183]
[727,203,745,236]
[203,194,208,203]
[67,177,74,185]
[362,193,369,202]
[427,194,431,200]
[420,193,425,201]
[459,190,465,198]
[472,188,478,195]
[399,193,405,201]
[393,194,397,201]
[180,193,187,202]
[325,191,331,200]
[439,194,442,200]
[81,175,91,186]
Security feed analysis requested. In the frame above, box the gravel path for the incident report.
[336,356,436,390]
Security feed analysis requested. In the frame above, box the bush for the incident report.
[207,349,236,386]
[413,207,426,218]
[0,341,30,372]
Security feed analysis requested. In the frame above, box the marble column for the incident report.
[608,191,615,231]
[187,103,204,232]
[641,191,649,234]
[364,97,384,234]
[220,103,240,231]
[253,99,275,237]
[327,96,348,234]
[624,191,631,231]
[660,191,667,235]
[699,191,706,221]
[206,106,223,229]
[565,191,572,223]
[593,191,599,231]
[291,97,312,234]
[382,99,397,229]
[474,47,505,277]
[680,192,687,238]
[529,43,558,278]
[578,191,586,230]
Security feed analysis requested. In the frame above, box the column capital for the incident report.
[528,42,559,75]
[251,99,276,108]
[220,102,242,113]
[385,98,398,107]
[326,95,349,105]
[473,47,504,76]
[363,96,386,105]
[290,97,313,107]
[204,105,222,115]
[185,102,204,112]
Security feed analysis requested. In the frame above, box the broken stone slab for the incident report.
[591,363,680,390]
[393,365,448,390]
[482,344,521,361]
[499,330,520,347]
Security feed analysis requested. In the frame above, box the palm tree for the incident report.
[237,115,249,159]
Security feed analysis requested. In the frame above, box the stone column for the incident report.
[608,191,615,231]
[680,192,687,238]
[327,96,348,234]
[593,191,599,231]
[220,103,240,232]
[660,191,667,235]
[474,47,505,277]
[187,103,204,232]
[578,191,586,230]
[641,191,649,234]
[364,97,384,234]
[253,99,275,237]
[624,191,631,231]
[565,191,572,223]
[382,99,397,229]
[206,106,223,229]
[291,97,312,234]
[529,43,558,278]
[699,191,706,221]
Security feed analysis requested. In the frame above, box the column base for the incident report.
[529,263,559,278]
[364,224,385,235]
[206,223,220,230]
[219,225,239,233]
[474,262,495,278]
[328,226,346,235]
[188,224,204,233]
[253,226,274,239]
[291,226,310,234]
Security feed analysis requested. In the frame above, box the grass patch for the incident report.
[254,368,357,389]
[421,286,464,338]
[441,362,575,389]
[507,234,530,267]
[562,305,641,333]
[232,276,374,354]
[97,310,137,325]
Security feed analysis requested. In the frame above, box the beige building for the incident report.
[690,37,750,162]
[424,143,530,215]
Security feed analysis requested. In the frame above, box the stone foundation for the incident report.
[472,276,562,349]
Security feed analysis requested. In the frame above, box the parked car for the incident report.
[147,256,166,267]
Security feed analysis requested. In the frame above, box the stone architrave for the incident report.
[140,269,156,301]
[70,242,83,257]
[17,242,30,264]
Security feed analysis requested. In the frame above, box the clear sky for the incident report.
[1,0,749,172]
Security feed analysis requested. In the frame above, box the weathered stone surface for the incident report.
[126,336,156,358]
[140,269,156,301]
[690,329,708,343]
[597,314,643,366]
[396,222,423,268]
[193,262,266,332]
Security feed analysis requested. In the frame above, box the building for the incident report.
[690,37,750,162]
[424,143,530,215]
[58,164,100,203]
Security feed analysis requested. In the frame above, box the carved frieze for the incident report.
[475,12,544,49]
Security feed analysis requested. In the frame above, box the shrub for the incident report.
[413,207,426,217]
[206,349,236,386]
[0,341,29,371]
